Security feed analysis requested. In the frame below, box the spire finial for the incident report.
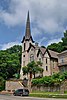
[25,11,31,39]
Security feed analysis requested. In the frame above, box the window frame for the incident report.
[30,54,34,62]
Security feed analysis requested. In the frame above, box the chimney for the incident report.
[35,42,38,47]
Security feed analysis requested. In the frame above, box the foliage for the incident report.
[22,66,28,75]
[32,72,67,86]
[0,77,5,91]
[47,42,63,53]
[47,30,67,52]
[22,61,44,78]
[0,45,22,80]
[63,71,67,79]
[62,30,67,48]
[0,45,22,91]
[13,73,20,79]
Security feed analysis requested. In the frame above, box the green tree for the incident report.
[47,30,67,53]
[0,45,22,80]
[47,42,63,53]
[0,77,5,91]
[13,73,20,79]
[22,61,44,79]
[62,30,67,50]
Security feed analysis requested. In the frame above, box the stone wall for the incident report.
[6,79,24,92]
[6,79,67,93]
[60,80,67,93]
[32,85,60,92]
[32,80,67,93]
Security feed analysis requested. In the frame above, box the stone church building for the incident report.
[20,12,59,79]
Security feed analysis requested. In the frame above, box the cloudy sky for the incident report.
[0,0,67,50]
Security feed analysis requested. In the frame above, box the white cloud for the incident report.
[38,37,46,46]
[0,0,67,35]
[31,27,42,38]
[46,38,62,47]
[0,41,21,50]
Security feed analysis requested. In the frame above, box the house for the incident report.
[20,11,59,79]
[58,50,67,72]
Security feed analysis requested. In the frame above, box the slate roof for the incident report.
[40,47,46,55]
[58,50,67,55]
[48,50,59,59]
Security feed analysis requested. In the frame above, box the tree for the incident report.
[0,45,22,80]
[0,77,5,91]
[13,73,20,79]
[47,42,63,53]
[22,61,44,79]
[22,61,44,92]
[47,30,67,53]
[0,45,22,91]
[62,30,67,50]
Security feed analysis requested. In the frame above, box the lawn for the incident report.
[30,91,67,98]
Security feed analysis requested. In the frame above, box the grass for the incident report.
[32,91,60,94]
[64,91,67,94]
[29,91,67,99]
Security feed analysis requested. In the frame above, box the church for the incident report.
[20,12,59,79]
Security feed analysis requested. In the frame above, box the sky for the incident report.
[0,0,67,50]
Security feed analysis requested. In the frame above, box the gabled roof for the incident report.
[40,47,46,55]
[37,47,46,57]
[48,50,59,59]
[58,50,67,55]
[27,43,35,52]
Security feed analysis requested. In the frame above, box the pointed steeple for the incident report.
[25,11,31,39]
[22,11,34,43]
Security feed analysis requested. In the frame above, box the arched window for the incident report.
[39,58,41,61]
[46,66,48,71]
[30,54,34,62]
[46,58,47,64]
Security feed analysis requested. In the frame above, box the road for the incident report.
[0,95,66,100]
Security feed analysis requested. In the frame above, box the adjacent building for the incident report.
[58,50,67,72]
[20,12,59,79]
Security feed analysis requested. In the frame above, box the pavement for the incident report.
[0,94,67,100]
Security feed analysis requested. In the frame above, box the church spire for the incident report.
[25,11,31,39]
[22,11,34,43]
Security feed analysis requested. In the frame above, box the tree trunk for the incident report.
[29,72,32,92]
[33,72,35,78]
[30,72,32,80]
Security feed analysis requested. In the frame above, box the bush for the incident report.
[63,71,67,79]
[0,76,5,91]
[32,72,67,86]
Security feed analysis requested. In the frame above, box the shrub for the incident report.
[63,71,67,79]
[0,76,5,91]
[32,72,67,86]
